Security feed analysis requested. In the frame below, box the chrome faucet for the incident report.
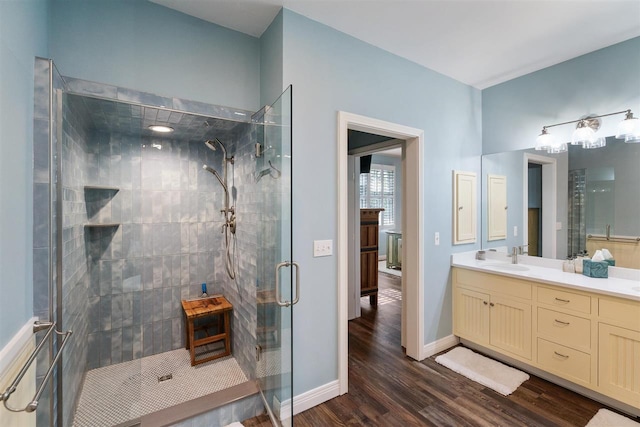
[510,247,518,264]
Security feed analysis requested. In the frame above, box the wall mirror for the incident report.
[481,137,640,269]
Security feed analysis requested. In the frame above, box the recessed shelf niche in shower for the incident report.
[83,185,120,227]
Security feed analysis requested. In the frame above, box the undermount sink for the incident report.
[484,263,530,272]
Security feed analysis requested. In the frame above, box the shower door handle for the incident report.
[275,261,300,307]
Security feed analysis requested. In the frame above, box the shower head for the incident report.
[202,164,229,194]
[204,139,219,152]
[204,138,233,163]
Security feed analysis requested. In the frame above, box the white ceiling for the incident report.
[150,0,640,89]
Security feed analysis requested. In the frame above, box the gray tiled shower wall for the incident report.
[60,92,93,427]
[83,124,255,371]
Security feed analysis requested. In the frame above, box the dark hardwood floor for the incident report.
[244,271,635,426]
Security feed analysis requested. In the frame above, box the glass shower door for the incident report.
[256,85,295,426]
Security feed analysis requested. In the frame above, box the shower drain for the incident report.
[157,374,173,383]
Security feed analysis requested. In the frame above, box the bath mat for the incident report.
[435,346,529,396]
[223,423,244,427]
[586,409,640,427]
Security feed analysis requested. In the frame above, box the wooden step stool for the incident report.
[181,296,233,366]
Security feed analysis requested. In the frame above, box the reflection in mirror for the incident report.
[482,137,640,269]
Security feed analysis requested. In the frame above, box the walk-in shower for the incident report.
[203,138,237,280]
[31,58,295,427]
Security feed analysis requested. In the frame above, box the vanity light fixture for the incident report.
[148,125,174,133]
[616,110,640,143]
[535,109,640,153]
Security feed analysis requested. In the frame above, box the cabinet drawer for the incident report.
[599,298,640,331]
[454,268,531,300]
[538,287,591,314]
[537,308,591,352]
[537,338,591,385]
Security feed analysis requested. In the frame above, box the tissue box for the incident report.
[604,259,615,267]
[583,260,608,278]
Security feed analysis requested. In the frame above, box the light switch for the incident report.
[435,232,440,246]
[513,226,518,237]
[313,240,333,257]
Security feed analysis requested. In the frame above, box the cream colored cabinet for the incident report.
[598,324,640,406]
[487,174,507,241]
[489,295,532,359]
[597,296,640,408]
[454,287,490,345]
[536,286,593,387]
[453,171,477,245]
[453,269,532,360]
[453,267,640,410]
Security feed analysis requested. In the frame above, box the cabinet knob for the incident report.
[489,302,495,307]
[504,206,508,210]
[483,301,488,305]
[459,206,463,210]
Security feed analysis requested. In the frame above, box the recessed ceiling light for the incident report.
[148,125,174,133]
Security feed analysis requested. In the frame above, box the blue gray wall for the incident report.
[483,37,640,154]
[281,9,482,394]
[0,0,49,349]
[260,10,284,107]
[49,0,261,112]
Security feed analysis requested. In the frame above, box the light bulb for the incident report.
[535,128,555,151]
[616,111,640,142]
[572,120,596,146]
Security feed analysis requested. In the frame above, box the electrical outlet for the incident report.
[313,240,333,257]
[514,226,518,237]
[434,232,440,246]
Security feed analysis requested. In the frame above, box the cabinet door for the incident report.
[487,174,507,241]
[454,287,490,345]
[453,171,477,244]
[598,323,640,407]
[360,223,378,248]
[490,295,532,359]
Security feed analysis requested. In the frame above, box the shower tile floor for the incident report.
[72,348,248,427]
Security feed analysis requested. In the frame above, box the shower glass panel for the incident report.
[256,86,294,425]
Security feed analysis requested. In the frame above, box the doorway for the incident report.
[337,112,424,395]
[523,153,557,259]
[527,163,542,256]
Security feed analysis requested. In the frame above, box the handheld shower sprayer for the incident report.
[202,139,237,280]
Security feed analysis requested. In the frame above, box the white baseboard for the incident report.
[0,317,37,379]
[280,380,340,419]
[422,334,459,359]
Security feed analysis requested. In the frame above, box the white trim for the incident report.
[338,111,425,396]
[0,317,37,379]
[523,153,557,258]
[422,334,460,359]
[280,380,340,419]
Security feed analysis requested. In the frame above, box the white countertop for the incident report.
[451,251,640,302]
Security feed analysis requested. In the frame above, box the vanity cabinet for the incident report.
[536,286,593,387]
[597,297,640,406]
[453,269,532,360]
[453,267,640,410]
